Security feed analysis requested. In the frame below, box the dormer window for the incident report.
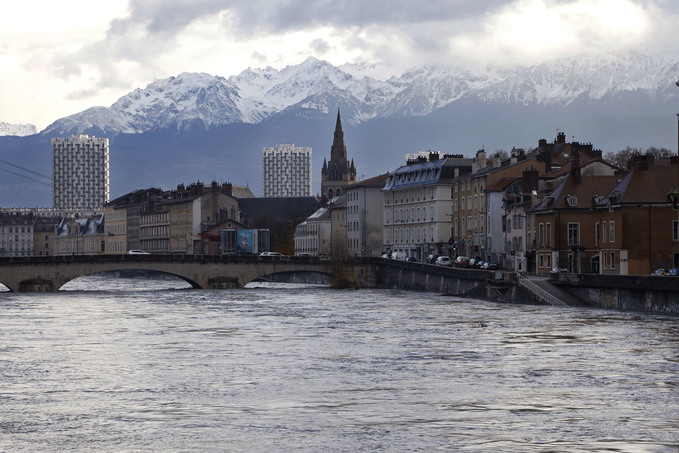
[566,195,578,207]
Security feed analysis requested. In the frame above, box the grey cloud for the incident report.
[51,0,679,97]
[109,0,513,40]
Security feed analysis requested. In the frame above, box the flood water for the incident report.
[1,275,678,451]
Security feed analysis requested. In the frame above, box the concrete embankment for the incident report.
[549,273,679,314]
[373,259,679,314]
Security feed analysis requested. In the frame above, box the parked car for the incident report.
[455,256,470,267]
[551,267,569,273]
[260,251,283,256]
[435,256,451,266]
[667,268,679,276]
[127,250,150,255]
[406,256,417,262]
[482,262,499,270]
[651,268,669,276]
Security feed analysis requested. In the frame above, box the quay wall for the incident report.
[373,259,679,314]
[549,273,679,314]
[374,260,528,304]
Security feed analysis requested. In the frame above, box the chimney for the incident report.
[522,170,539,193]
[222,182,233,196]
[537,149,552,173]
[510,147,525,164]
[474,149,486,173]
[556,131,566,144]
[630,154,653,171]
[570,145,581,184]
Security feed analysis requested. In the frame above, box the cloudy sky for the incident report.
[1,0,677,130]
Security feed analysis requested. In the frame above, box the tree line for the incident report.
[603,146,674,169]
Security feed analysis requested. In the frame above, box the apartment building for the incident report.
[52,134,110,211]
[262,143,312,197]
[383,152,473,260]
[54,215,106,255]
[294,204,331,256]
[0,214,34,257]
[345,173,389,257]
[452,148,546,265]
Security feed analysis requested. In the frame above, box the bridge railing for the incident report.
[0,254,377,266]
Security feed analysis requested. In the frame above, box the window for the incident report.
[539,254,544,268]
[610,251,616,270]
[546,254,552,268]
[568,223,580,246]
[609,221,615,243]
[674,221,679,241]
[595,223,600,247]
[538,223,544,248]
[602,221,607,243]
[546,223,552,248]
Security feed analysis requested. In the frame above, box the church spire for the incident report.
[335,108,343,137]
[331,108,346,161]
[321,107,356,199]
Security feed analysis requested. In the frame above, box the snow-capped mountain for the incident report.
[4,53,679,208]
[0,121,37,137]
[41,54,679,137]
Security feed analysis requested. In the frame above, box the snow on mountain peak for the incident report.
[39,53,679,136]
[0,121,38,137]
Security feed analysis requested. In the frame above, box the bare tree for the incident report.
[645,146,673,159]
[605,146,675,169]
[491,149,509,160]
[603,146,642,169]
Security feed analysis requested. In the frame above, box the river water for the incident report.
[1,276,678,452]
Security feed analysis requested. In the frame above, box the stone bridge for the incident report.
[0,255,378,292]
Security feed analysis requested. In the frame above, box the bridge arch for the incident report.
[57,269,201,291]
[0,255,346,292]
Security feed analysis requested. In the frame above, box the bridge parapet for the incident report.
[0,254,353,292]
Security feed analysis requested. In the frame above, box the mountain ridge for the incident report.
[0,121,37,137]
[1,53,678,208]
[36,53,679,137]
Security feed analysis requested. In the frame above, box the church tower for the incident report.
[321,109,357,199]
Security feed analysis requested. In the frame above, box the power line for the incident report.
[0,166,52,187]
[0,159,52,181]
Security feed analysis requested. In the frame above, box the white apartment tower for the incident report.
[262,143,312,197]
[52,134,110,211]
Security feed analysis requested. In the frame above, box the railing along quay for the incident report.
[517,273,569,307]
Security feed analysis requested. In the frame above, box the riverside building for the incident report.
[262,143,312,197]
[52,134,110,211]
[382,152,473,261]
